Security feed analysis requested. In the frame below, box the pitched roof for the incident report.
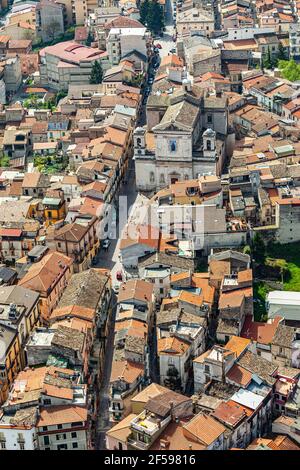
[212,401,247,428]
[110,360,144,384]
[18,251,73,293]
[224,336,250,359]
[106,413,137,442]
[241,315,281,345]
[157,336,190,356]
[226,364,252,387]
[183,413,226,446]
[117,279,153,303]
[37,405,87,427]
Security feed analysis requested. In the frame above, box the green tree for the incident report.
[263,46,273,69]
[0,154,9,167]
[277,41,286,61]
[252,232,266,264]
[90,60,103,84]
[148,1,164,34]
[139,0,164,34]
[278,59,300,82]
[140,0,150,25]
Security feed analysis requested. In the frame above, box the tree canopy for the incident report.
[278,59,300,82]
[90,60,103,84]
[140,0,165,34]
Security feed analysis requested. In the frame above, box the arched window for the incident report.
[150,172,155,183]
[207,140,211,151]
[184,174,189,180]
[160,174,165,184]
[136,137,142,148]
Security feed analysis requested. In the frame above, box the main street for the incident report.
[94,3,175,448]
[94,157,138,450]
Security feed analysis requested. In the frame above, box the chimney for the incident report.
[182,79,191,92]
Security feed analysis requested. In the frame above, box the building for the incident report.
[39,41,109,91]
[48,215,99,272]
[267,291,300,324]
[134,83,230,193]
[36,0,65,43]
[18,251,73,322]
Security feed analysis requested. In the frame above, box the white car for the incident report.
[113,284,120,293]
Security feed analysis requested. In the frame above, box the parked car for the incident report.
[155,43,162,49]
[169,48,176,54]
[148,77,154,85]
[113,284,120,293]
[116,271,123,281]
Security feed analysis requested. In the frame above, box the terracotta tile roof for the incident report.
[171,271,191,284]
[49,305,95,324]
[219,290,245,309]
[151,420,206,451]
[120,224,160,250]
[226,364,252,387]
[43,383,73,400]
[157,336,190,356]
[178,290,204,307]
[106,413,137,441]
[225,336,250,358]
[131,383,169,404]
[183,413,226,446]
[115,318,148,338]
[37,405,87,427]
[18,251,73,294]
[110,360,144,384]
[241,315,281,344]
[212,401,247,428]
[117,279,153,303]
[192,276,215,304]
[54,221,90,242]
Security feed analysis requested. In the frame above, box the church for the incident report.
[134,80,234,193]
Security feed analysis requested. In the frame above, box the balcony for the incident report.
[127,436,149,450]
[131,412,171,437]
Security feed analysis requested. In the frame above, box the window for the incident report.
[206,140,211,151]
[169,140,177,152]
[20,443,25,450]
[71,432,77,439]
[44,399,51,405]
[57,424,63,429]
[1,442,6,449]
[43,426,48,432]
[72,442,78,449]
[204,365,210,373]
[44,436,50,445]
[207,114,212,124]
[57,444,68,450]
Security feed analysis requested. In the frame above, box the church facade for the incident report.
[134,81,233,193]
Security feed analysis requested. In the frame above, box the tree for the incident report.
[278,59,300,82]
[90,60,103,84]
[277,41,286,61]
[140,0,150,25]
[139,0,164,34]
[252,232,266,264]
[263,46,273,69]
[44,20,62,42]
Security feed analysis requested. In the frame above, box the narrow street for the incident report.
[93,3,174,450]
[94,158,138,450]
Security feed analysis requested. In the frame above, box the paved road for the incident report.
[157,0,176,59]
[94,158,138,449]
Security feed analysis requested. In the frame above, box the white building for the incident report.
[267,291,300,323]
[107,27,150,66]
